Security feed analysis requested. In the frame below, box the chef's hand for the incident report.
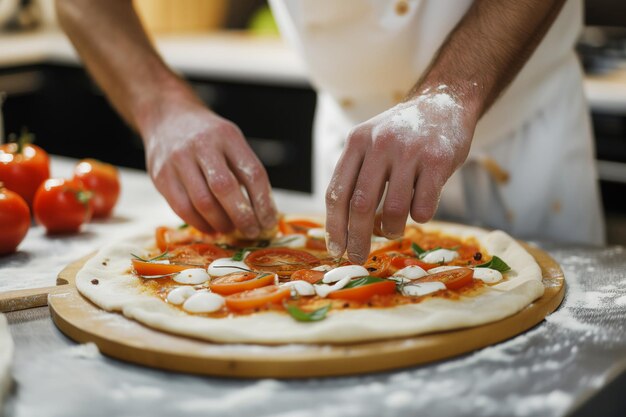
[142,97,277,238]
[325,87,478,263]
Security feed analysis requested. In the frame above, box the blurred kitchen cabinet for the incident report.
[0,64,316,192]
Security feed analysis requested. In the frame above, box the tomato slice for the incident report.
[328,280,396,302]
[363,254,393,278]
[390,256,438,271]
[305,238,327,251]
[417,268,474,290]
[131,259,194,276]
[278,218,322,235]
[168,243,232,267]
[370,239,413,257]
[155,226,218,252]
[209,272,275,295]
[225,285,291,312]
[290,269,325,284]
[245,248,320,278]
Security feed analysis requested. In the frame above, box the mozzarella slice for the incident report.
[207,258,249,276]
[394,265,428,280]
[281,280,316,296]
[401,282,446,297]
[315,276,351,298]
[151,259,170,264]
[182,292,225,313]
[166,286,196,305]
[421,249,459,264]
[307,228,326,240]
[472,267,503,283]
[311,264,333,272]
[173,268,210,285]
[427,265,463,275]
[322,265,369,283]
[271,234,307,248]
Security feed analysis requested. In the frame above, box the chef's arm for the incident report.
[413,0,567,116]
[325,0,566,263]
[55,0,277,238]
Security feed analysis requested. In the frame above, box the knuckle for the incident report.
[208,174,236,194]
[192,192,215,213]
[350,190,374,214]
[383,198,407,218]
[246,163,267,182]
[215,121,241,139]
[325,186,344,209]
[372,131,394,151]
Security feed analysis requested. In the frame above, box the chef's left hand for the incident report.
[325,87,479,263]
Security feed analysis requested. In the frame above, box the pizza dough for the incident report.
[76,222,544,344]
[0,314,14,410]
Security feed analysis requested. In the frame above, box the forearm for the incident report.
[55,0,199,133]
[411,0,566,118]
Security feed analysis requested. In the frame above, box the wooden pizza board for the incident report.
[48,244,565,378]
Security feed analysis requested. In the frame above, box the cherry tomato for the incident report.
[33,178,92,234]
[210,272,275,295]
[131,259,194,276]
[168,243,232,267]
[73,159,120,218]
[245,248,320,278]
[328,280,397,302]
[278,218,322,235]
[0,131,50,207]
[417,268,474,290]
[290,269,325,284]
[363,253,393,277]
[390,256,438,271]
[225,285,291,312]
[0,185,30,255]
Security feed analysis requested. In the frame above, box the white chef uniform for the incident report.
[268,0,605,245]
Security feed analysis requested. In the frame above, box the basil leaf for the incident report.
[131,251,170,263]
[343,276,386,289]
[476,256,511,272]
[411,243,425,256]
[284,303,331,322]
[232,249,246,262]
[178,223,189,229]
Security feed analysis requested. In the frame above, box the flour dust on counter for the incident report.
[4,247,626,417]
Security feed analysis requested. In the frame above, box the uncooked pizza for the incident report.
[75,218,544,343]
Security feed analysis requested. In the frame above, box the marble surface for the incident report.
[0,158,625,417]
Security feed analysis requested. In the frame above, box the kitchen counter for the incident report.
[1,29,626,111]
[1,157,626,417]
[0,29,309,87]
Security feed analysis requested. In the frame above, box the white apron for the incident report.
[269,0,605,245]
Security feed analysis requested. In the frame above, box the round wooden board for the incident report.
[48,244,565,379]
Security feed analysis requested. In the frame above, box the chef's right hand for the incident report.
[140,96,277,238]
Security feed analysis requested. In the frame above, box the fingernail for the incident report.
[348,252,365,265]
[327,241,343,258]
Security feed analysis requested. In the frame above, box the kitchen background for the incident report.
[1,0,625,244]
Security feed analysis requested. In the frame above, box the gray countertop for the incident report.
[1,158,626,417]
